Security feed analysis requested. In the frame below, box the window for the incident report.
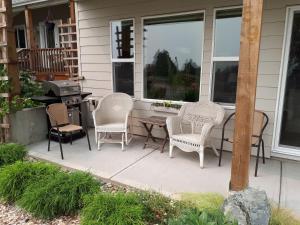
[111,19,134,96]
[15,26,27,49]
[143,13,204,102]
[39,21,60,48]
[211,8,242,105]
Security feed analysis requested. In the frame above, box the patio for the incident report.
[28,130,300,217]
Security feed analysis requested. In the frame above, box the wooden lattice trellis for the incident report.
[58,18,80,81]
[0,0,20,143]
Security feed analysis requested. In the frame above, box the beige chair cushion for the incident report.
[227,137,260,146]
[95,123,126,132]
[53,124,83,133]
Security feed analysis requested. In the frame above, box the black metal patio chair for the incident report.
[46,103,91,159]
[218,110,269,177]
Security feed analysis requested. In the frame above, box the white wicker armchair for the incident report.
[92,93,133,150]
[166,100,225,168]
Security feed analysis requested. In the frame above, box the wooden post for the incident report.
[69,0,76,23]
[0,0,20,142]
[25,6,36,49]
[230,0,264,191]
[2,0,20,96]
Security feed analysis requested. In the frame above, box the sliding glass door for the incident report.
[275,7,300,156]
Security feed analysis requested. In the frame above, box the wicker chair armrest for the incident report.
[199,122,215,146]
[166,116,181,136]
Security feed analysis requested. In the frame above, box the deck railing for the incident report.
[17,48,67,74]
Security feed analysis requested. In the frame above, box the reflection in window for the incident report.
[211,8,242,104]
[212,61,239,103]
[111,19,134,95]
[143,13,204,102]
[113,62,134,96]
[111,20,134,59]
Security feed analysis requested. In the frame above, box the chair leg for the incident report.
[121,133,125,151]
[86,129,91,151]
[210,142,219,157]
[262,139,266,164]
[169,144,174,158]
[48,129,51,152]
[199,145,204,169]
[255,142,261,177]
[70,132,73,145]
[218,138,224,167]
[97,132,101,151]
[57,131,64,160]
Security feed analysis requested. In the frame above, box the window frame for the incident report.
[209,6,243,109]
[141,10,206,103]
[110,18,135,96]
[14,25,27,49]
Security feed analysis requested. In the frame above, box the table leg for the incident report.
[143,123,154,149]
[161,125,169,153]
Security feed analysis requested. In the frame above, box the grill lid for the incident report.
[43,80,81,97]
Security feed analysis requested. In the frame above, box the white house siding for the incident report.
[76,0,300,158]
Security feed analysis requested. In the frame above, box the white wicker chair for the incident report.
[92,93,133,150]
[166,100,225,168]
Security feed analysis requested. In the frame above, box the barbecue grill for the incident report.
[31,80,92,142]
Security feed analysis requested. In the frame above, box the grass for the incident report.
[0,161,60,202]
[81,192,145,225]
[270,206,300,225]
[18,171,100,219]
[0,143,27,167]
[180,193,225,213]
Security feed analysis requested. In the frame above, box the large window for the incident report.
[211,8,242,105]
[15,25,27,49]
[111,19,134,96]
[143,13,204,102]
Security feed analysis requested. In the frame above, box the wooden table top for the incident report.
[139,116,167,126]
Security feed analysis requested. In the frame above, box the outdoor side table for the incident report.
[139,116,169,153]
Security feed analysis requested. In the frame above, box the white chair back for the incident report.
[178,100,224,134]
[94,93,133,125]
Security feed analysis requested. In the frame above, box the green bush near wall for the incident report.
[0,143,27,167]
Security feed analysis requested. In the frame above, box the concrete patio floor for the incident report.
[28,130,300,216]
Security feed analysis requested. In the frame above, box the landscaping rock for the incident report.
[223,187,271,225]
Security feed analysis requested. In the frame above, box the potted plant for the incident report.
[151,101,182,114]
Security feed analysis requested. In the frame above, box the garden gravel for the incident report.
[0,203,80,225]
[0,182,132,225]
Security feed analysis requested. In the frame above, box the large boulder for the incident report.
[223,187,271,225]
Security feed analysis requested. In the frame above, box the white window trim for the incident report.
[209,6,242,109]
[272,5,300,158]
[110,18,135,95]
[14,25,27,49]
[141,10,206,103]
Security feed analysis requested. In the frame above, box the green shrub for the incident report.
[270,206,300,225]
[81,192,145,225]
[168,208,238,225]
[18,171,100,219]
[136,191,186,225]
[180,193,225,214]
[0,143,27,166]
[0,161,59,202]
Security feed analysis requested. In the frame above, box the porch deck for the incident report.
[28,130,300,216]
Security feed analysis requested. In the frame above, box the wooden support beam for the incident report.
[230,0,264,191]
[25,6,36,49]
[69,0,76,23]
[2,0,20,96]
